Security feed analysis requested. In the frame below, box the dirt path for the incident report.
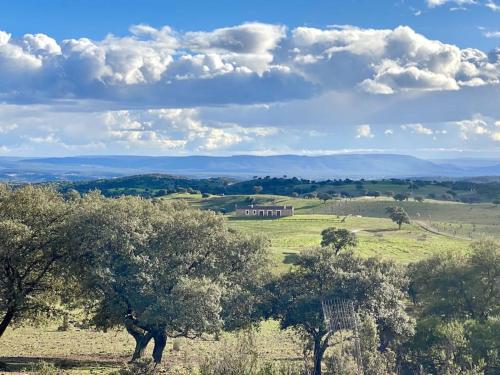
[413,220,472,241]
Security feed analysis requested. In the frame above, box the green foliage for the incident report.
[70,194,269,363]
[199,332,304,375]
[405,240,500,373]
[385,206,410,229]
[266,249,414,374]
[409,240,499,320]
[0,184,77,337]
[320,227,357,255]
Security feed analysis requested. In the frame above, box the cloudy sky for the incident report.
[0,0,499,158]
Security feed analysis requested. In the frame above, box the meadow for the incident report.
[1,193,496,374]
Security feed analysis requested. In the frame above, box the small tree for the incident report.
[393,193,409,202]
[386,206,410,230]
[317,193,333,204]
[320,227,357,255]
[267,249,414,375]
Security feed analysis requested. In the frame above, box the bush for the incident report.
[113,359,157,375]
[199,332,304,375]
[31,361,67,375]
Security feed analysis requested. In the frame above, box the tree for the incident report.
[252,185,263,194]
[405,241,500,373]
[0,185,76,338]
[386,206,410,230]
[266,248,414,375]
[393,193,409,202]
[317,192,333,204]
[409,240,499,322]
[71,194,268,364]
[320,227,357,255]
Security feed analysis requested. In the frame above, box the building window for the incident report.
[259,210,264,216]
[267,210,273,216]
[276,210,281,217]
[245,210,250,215]
[253,210,257,215]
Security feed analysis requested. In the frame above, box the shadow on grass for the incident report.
[364,228,399,233]
[0,356,122,373]
[283,252,299,265]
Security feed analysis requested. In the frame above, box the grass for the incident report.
[227,214,469,271]
[1,193,495,373]
[0,321,300,374]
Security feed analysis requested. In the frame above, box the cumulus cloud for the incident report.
[0,24,497,106]
[401,123,434,135]
[356,124,374,138]
[0,105,280,154]
[426,0,476,8]
[485,0,500,11]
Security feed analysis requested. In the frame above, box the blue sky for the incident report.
[0,0,499,157]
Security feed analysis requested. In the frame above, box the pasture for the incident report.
[1,193,496,374]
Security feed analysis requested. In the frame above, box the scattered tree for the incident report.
[317,192,333,204]
[320,227,358,255]
[386,206,410,230]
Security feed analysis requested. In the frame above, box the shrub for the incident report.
[199,332,304,375]
[113,359,157,375]
[31,361,67,375]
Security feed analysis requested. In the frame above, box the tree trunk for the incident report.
[0,308,15,338]
[312,337,324,375]
[152,329,168,364]
[131,332,153,362]
[124,317,153,362]
[398,222,402,230]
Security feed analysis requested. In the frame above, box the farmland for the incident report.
[1,192,490,373]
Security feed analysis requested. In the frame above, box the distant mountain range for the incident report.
[1,154,500,182]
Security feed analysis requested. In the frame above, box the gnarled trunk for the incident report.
[152,329,168,364]
[131,332,153,362]
[124,316,153,362]
[0,308,15,338]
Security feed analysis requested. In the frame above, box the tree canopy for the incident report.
[386,206,411,230]
[0,185,76,337]
[70,194,269,363]
[266,248,414,375]
[320,227,358,255]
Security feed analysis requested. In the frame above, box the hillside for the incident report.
[56,174,500,203]
[2,154,500,182]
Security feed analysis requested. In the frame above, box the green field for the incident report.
[227,215,469,270]
[1,193,497,373]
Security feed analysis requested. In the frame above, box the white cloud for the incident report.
[454,115,491,139]
[426,0,476,8]
[0,123,17,133]
[483,30,500,38]
[485,0,500,11]
[0,24,497,106]
[401,123,434,135]
[356,124,374,138]
[384,129,394,135]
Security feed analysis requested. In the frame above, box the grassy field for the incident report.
[0,321,300,374]
[227,215,469,270]
[1,193,496,374]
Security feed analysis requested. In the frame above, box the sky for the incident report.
[0,0,499,158]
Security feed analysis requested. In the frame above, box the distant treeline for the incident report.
[56,174,500,203]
